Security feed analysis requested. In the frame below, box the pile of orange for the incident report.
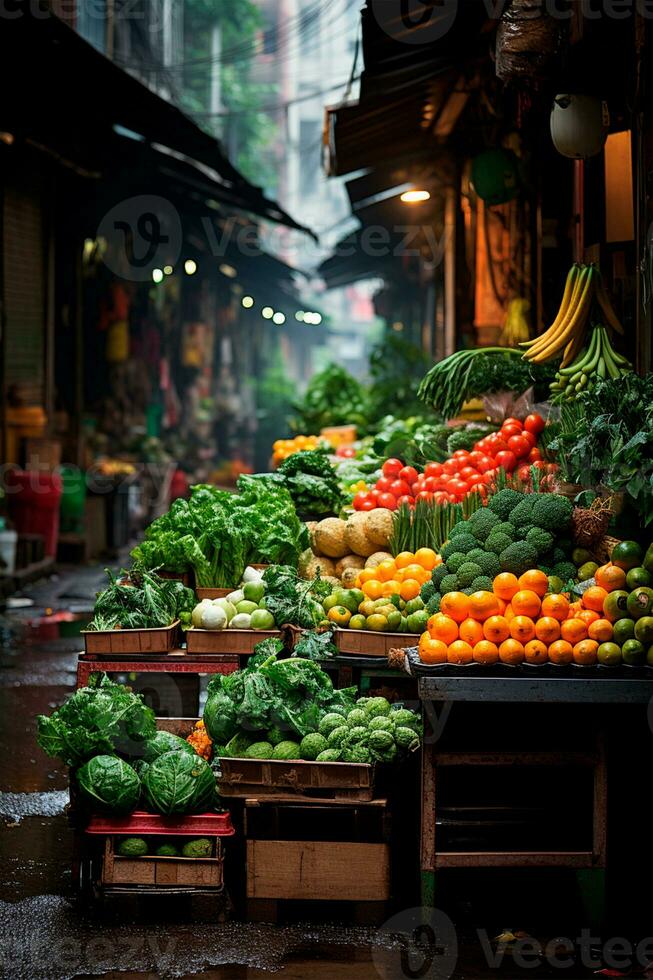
[272,434,321,465]
[418,568,615,667]
[355,549,441,603]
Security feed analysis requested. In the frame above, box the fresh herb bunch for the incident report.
[548,374,653,525]
[262,564,331,629]
[88,568,195,631]
[273,449,343,516]
[418,347,557,418]
[291,364,369,434]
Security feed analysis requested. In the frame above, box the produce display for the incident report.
[291,364,369,434]
[252,449,343,517]
[550,323,632,402]
[203,647,422,764]
[189,566,277,631]
[87,568,195,632]
[272,434,323,465]
[116,837,214,859]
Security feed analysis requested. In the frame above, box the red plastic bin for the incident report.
[5,469,62,557]
[85,811,235,837]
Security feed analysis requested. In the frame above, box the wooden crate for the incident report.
[81,621,179,656]
[102,837,223,888]
[186,629,282,655]
[196,587,233,600]
[218,757,374,802]
[246,839,390,901]
[334,628,421,657]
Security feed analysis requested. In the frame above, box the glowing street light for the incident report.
[184,259,197,275]
[152,268,164,283]
[272,312,286,324]
[400,189,431,203]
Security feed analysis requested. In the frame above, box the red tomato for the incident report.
[389,479,411,497]
[353,491,375,510]
[501,423,522,440]
[528,447,542,463]
[489,438,510,454]
[369,488,381,499]
[475,456,495,473]
[375,476,394,493]
[442,459,461,476]
[494,450,517,472]
[360,499,377,511]
[532,460,548,471]
[452,450,470,460]
[433,491,449,505]
[421,477,436,492]
[399,465,419,486]
[503,416,523,430]
[459,466,478,481]
[336,445,356,458]
[396,495,414,507]
[517,464,532,483]
[547,462,560,474]
[377,492,398,510]
[424,462,443,478]
[469,451,486,466]
[415,490,433,503]
[467,473,485,488]
[507,435,531,458]
[521,430,537,448]
[524,413,545,435]
[382,458,404,478]
[447,478,470,495]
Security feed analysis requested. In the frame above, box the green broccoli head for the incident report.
[499,542,538,576]
[420,580,437,604]
[446,552,468,574]
[552,561,577,583]
[488,488,525,521]
[461,586,475,595]
[467,550,501,578]
[485,531,514,557]
[494,521,517,537]
[442,533,477,558]
[457,561,483,587]
[467,508,501,543]
[449,522,469,539]
[471,575,494,592]
[525,527,555,556]
[509,497,535,529]
[531,494,573,532]
[431,565,449,588]
[552,547,568,564]
[426,593,441,614]
[440,574,459,595]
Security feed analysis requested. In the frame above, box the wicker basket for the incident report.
[594,534,622,564]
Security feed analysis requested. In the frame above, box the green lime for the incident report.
[404,597,425,615]
[622,638,646,666]
[572,547,593,566]
[399,616,409,632]
[578,561,599,582]
[366,614,388,632]
[626,567,653,590]
[603,590,629,622]
[375,603,397,619]
[597,642,622,667]
[627,587,653,620]
[612,618,635,645]
[407,610,429,634]
[335,589,362,615]
[359,600,376,617]
[322,594,341,612]
[349,614,366,631]
[386,610,402,631]
[547,575,565,595]
[349,588,365,607]
[611,540,644,571]
[634,616,653,645]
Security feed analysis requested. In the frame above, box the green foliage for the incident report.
[77,756,141,815]
[143,731,196,763]
[292,364,369,434]
[87,568,195,631]
[367,335,433,421]
[142,751,217,815]
[262,565,331,629]
[270,450,343,516]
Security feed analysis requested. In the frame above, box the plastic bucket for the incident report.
[5,470,63,557]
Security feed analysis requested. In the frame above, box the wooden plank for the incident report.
[186,629,282,655]
[434,751,596,767]
[593,734,608,867]
[335,629,420,657]
[421,741,436,873]
[247,840,390,901]
[419,675,653,704]
[435,851,595,869]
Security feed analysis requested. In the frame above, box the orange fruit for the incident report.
[440,592,471,624]
[573,639,599,666]
[495,596,507,615]
[459,618,484,647]
[483,615,510,644]
[524,639,549,665]
[428,614,458,645]
[499,638,525,664]
[560,618,588,644]
[447,640,474,665]
[381,580,402,597]
[362,580,383,600]
[595,563,626,593]
[518,569,549,597]
[468,590,500,622]
[493,572,520,600]
[568,600,583,617]
[414,548,438,571]
[418,635,448,664]
[535,616,561,644]
[403,563,427,583]
[400,579,421,601]
[394,551,415,570]
[548,639,574,665]
[503,603,515,623]
[375,560,397,583]
[510,615,536,643]
[359,568,377,584]
[577,608,600,626]
[583,586,609,613]
[473,640,499,664]
[588,618,613,643]
[511,590,541,618]
[541,593,570,622]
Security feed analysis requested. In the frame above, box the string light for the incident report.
[295,311,305,321]
[219,263,237,278]
[242,296,255,308]
[272,312,286,324]
[184,259,197,275]
[400,189,430,203]
[261,307,274,319]
[163,265,173,275]
[152,268,164,283]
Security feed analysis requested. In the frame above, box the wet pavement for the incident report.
[0,563,643,979]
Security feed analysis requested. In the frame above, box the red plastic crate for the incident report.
[85,811,235,836]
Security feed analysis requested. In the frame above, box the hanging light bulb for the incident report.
[184,259,197,275]
[272,312,286,324]
[242,296,254,308]
[152,268,164,283]
[261,307,274,319]
[400,189,431,203]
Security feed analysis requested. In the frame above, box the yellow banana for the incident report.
[595,275,625,335]
[528,267,595,362]
[520,264,579,348]
[524,266,588,360]
[561,326,586,369]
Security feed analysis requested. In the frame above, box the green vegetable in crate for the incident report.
[224,731,255,758]
[142,731,197,763]
[245,742,274,759]
[369,730,394,754]
[272,740,302,760]
[327,726,349,748]
[316,749,342,762]
[319,712,347,737]
[266,726,287,747]
[156,844,179,857]
[181,838,212,858]
[395,726,421,751]
[299,733,328,760]
[88,567,195,631]
[390,708,422,731]
[142,751,216,815]
[118,837,149,857]
[346,708,368,727]
[347,726,368,744]
[77,756,141,815]
[368,716,395,734]
[342,744,371,763]
[364,697,392,719]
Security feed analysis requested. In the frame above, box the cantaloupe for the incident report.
[313,518,349,558]
[344,512,377,557]
[365,508,394,547]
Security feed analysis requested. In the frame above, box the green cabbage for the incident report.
[77,756,141,815]
[272,740,301,760]
[142,751,216,815]
[142,731,196,763]
[300,733,328,760]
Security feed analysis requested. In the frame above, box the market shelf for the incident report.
[76,650,239,688]
[418,673,653,703]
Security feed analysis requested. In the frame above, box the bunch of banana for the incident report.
[521,264,596,364]
[549,324,633,402]
[501,297,531,346]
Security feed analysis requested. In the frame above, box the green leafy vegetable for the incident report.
[263,565,331,628]
[142,751,217,815]
[88,568,194,631]
[292,628,337,661]
[291,364,369,434]
[77,755,141,814]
